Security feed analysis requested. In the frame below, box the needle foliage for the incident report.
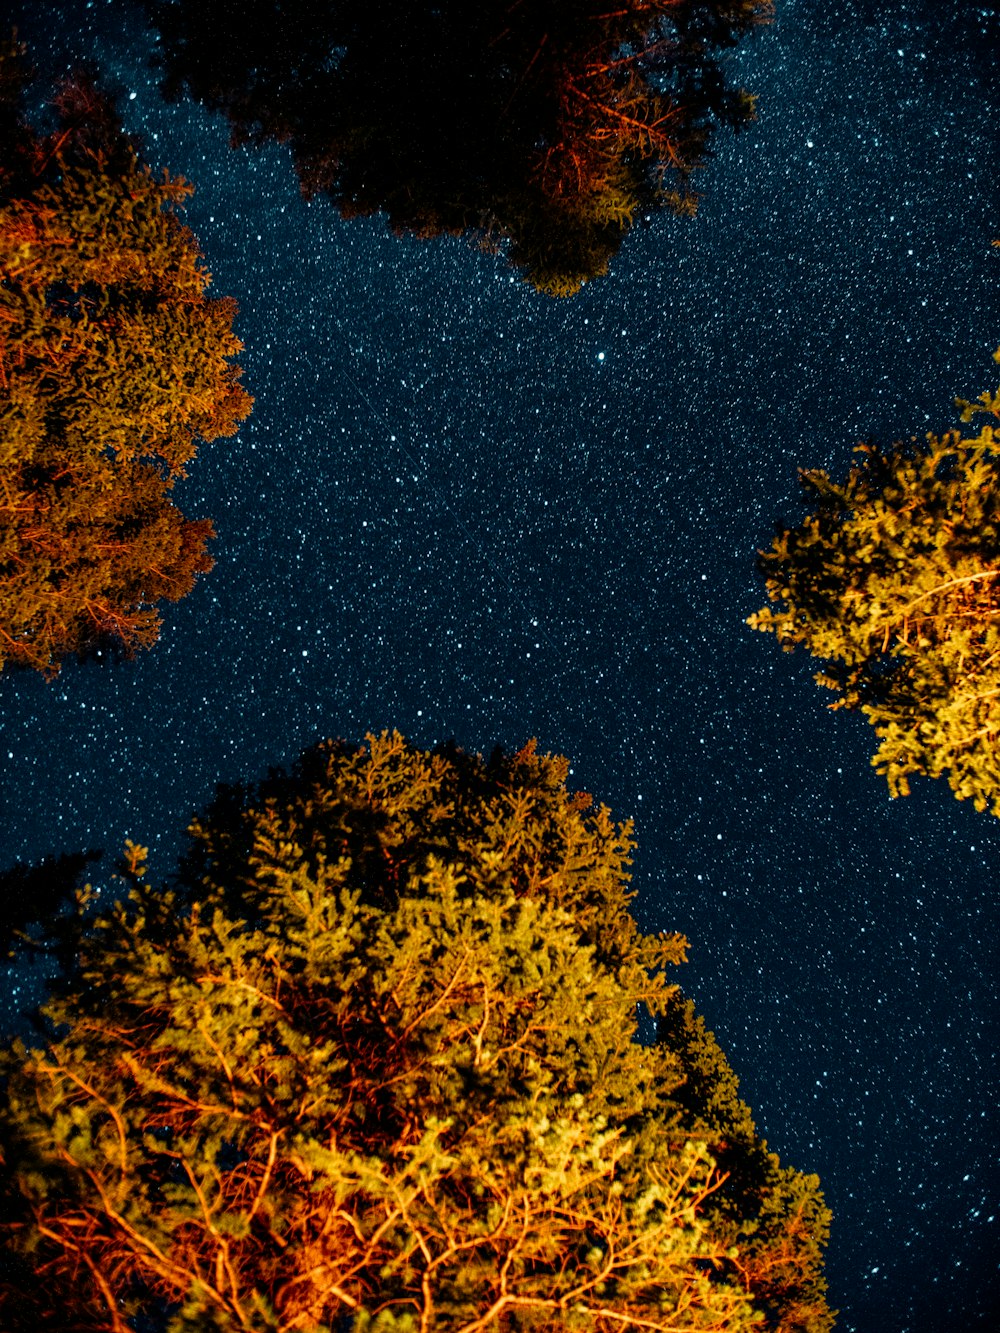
[0,732,831,1332]
[749,351,1000,815]
[152,0,771,296]
[0,42,251,676]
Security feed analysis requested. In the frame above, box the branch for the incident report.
[246,1130,282,1223]
[34,1059,129,1176]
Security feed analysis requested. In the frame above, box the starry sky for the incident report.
[2,1,999,1328]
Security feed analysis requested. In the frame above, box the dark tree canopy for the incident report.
[0,43,252,677]
[0,732,833,1333]
[0,848,102,960]
[749,352,1000,816]
[150,0,772,296]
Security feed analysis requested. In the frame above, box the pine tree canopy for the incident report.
[151,0,772,296]
[0,732,833,1333]
[0,42,252,677]
[749,357,1000,815]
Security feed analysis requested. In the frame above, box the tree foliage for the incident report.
[749,352,1000,815]
[151,0,772,296]
[0,43,252,677]
[0,732,832,1333]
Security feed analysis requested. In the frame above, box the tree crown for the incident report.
[749,353,1000,814]
[1,732,831,1333]
[0,42,251,676]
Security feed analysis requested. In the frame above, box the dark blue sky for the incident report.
[2,2,999,1328]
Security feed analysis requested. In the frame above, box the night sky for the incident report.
[2,1,999,1329]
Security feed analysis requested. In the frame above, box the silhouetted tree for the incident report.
[151,0,772,295]
[0,41,252,677]
[0,848,102,959]
[0,732,833,1332]
[749,349,1000,816]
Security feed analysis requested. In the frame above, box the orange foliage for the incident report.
[0,46,251,676]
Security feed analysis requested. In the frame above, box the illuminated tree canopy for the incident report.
[0,43,252,677]
[0,732,832,1332]
[151,0,772,296]
[749,353,1000,816]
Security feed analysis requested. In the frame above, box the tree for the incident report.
[0,731,833,1333]
[0,847,102,960]
[151,0,772,296]
[748,352,1000,815]
[0,42,252,677]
